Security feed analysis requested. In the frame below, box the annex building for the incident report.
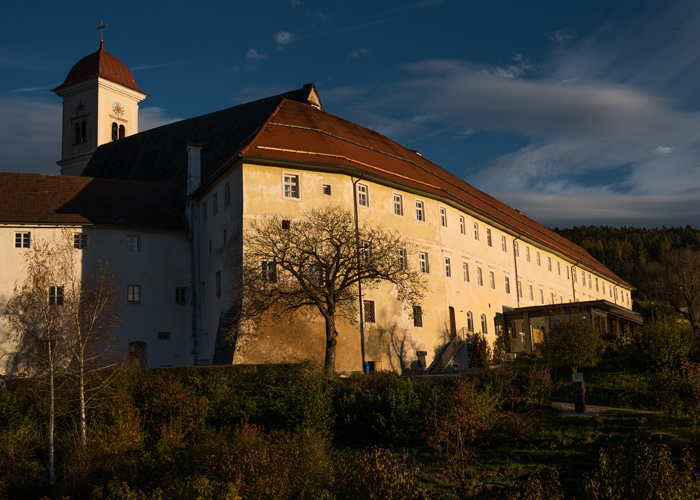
[0,42,640,374]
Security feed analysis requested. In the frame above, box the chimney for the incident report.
[187,143,202,196]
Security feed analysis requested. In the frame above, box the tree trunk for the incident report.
[49,365,55,486]
[323,315,338,380]
[79,356,86,450]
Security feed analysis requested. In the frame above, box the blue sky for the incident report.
[2,0,700,229]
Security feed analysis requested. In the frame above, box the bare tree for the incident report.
[643,248,700,335]
[236,206,427,379]
[4,228,122,483]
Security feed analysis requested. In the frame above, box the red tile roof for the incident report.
[0,173,184,231]
[53,42,146,94]
[241,99,631,288]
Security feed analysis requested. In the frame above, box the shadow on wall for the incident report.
[366,322,425,373]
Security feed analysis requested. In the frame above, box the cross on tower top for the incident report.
[97,20,107,43]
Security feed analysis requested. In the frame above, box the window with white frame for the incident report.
[547,256,552,271]
[127,285,141,303]
[473,222,479,240]
[514,241,519,257]
[357,184,369,207]
[517,281,523,298]
[49,286,64,306]
[413,306,423,327]
[397,248,407,270]
[284,174,300,198]
[459,216,465,235]
[540,289,544,304]
[550,292,555,304]
[261,261,277,283]
[489,271,495,289]
[505,276,510,293]
[363,300,376,323]
[224,182,231,207]
[501,235,507,252]
[486,228,492,246]
[418,252,429,273]
[393,193,403,216]
[480,314,488,334]
[126,235,141,252]
[463,262,469,282]
[536,252,541,266]
[477,267,483,286]
[525,246,530,262]
[602,282,606,294]
[15,232,30,248]
[74,233,88,249]
[323,184,331,195]
[467,311,474,332]
[528,285,534,300]
[415,200,425,221]
[445,257,452,277]
[588,274,592,288]
[440,207,447,227]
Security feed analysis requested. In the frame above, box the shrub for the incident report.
[539,313,600,373]
[468,334,491,368]
[632,313,690,372]
[585,442,700,499]
[504,466,564,500]
[522,365,555,407]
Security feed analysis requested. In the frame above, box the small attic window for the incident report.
[323,185,331,195]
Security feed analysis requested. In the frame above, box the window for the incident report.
[282,219,290,230]
[467,311,474,332]
[480,314,488,334]
[489,271,495,289]
[550,292,555,304]
[14,232,30,248]
[261,261,277,283]
[567,266,570,279]
[49,286,64,306]
[525,246,530,262]
[127,285,141,303]
[588,274,592,288]
[397,248,407,270]
[415,200,425,221]
[202,201,207,224]
[486,228,492,246]
[361,241,372,262]
[158,332,171,341]
[111,122,118,141]
[528,285,534,300]
[463,262,469,282]
[357,184,369,207]
[323,184,332,195]
[125,235,141,252]
[602,282,606,294]
[119,124,125,139]
[501,235,507,252]
[393,194,404,216]
[477,267,483,286]
[216,271,221,298]
[413,306,423,327]
[175,287,186,304]
[540,289,544,304]
[418,252,429,273]
[224,182,231,207]
[517,281,522,298]
[505,276,511,294]
[596,277,599,292]
[440,207,447,227]
[547,257,552,271]
[557,261,561,275]
[536,252,541,266]
[363,300,376,323]
[459,216,465,235]
[473,222,479,240]
[514,241,519,257]
[573,268,577,283]
[284,174,300,198]
[445,257,452,277]
[74,233,88,249]
[213,193,219,216]
[581,271,586,287]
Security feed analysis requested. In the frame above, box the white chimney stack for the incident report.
[187,143,202,196]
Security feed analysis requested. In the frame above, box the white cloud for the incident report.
[347,48,368,60]
[139,107,182,132]
[652,146,672,155]
[274,30,294,50]
[245,49,266,61]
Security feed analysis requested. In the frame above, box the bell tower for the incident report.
[53,30,147,176]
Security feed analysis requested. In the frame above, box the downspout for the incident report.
[187,143,202,365]
[352,173,366,372]
[512,236,521,307]
[571,263,578,303]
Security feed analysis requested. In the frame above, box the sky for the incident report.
[2,0,700,229]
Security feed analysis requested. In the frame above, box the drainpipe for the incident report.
[352,174,366,372]
[512,236,521,307]
[187,143,202,365]
[571,263,578,303]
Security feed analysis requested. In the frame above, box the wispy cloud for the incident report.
[131,60,187,71]
[139,107,182,131]
[246,49,266,61]
[307,11,330,21]
[347,48,368,60]
[387,0,444,15]
[10,85,56,93]
[274,30,294,50]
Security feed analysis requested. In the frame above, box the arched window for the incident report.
[111,122,118,141]
[480,314,488,334]
[80,121,86,143]
[466,311,474,333]
[74,123,80,144]
[119,124,125,139]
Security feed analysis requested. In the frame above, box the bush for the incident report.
[632,313,690,372]
[522,365,555,407]
[468,334,491,368]
[539,314,600,373]
[585,442,700,499]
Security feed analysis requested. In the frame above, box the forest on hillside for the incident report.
[553,225,700,293]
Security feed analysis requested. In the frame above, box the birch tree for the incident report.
[236,206,427,379]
